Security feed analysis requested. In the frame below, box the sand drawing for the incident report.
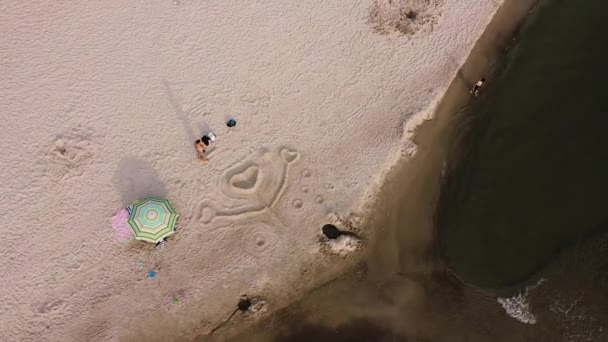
[295,167,330,206]
[279,148,300,164]
[291,166,339,217]
[225,164,262,201]
[188,147,301,264]
[240,223,279,258]
[192,147,301,225]
[291,199,304,210]
[192,200,265,225]
[183,214,286,276]
[219,148,295,205]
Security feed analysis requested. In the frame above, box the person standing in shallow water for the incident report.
[471,78,486,96]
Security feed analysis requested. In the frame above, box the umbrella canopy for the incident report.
[127,197,178,243]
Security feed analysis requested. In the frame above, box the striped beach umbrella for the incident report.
[127,197,178,243]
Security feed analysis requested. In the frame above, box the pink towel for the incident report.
[111,208,133,241]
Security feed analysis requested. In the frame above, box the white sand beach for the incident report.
[1,0,500,340]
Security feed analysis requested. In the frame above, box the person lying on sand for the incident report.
[201,132,216,147]
[194,140,208,162]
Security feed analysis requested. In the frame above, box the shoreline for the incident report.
[354,0,544,228]
[1,1,531,341]
[433,0,542,295]
[214,0,540,340]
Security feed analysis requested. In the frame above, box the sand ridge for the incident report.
[1,0,499,340]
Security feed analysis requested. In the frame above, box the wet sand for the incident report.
[213,1,541,340]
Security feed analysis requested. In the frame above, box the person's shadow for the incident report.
[444,52,475,92]
[163,79,210,143]
[113,156,167,206]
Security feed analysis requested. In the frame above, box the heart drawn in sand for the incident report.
[280,148,300,164]
[229,166,261,192]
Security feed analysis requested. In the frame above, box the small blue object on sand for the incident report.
[226,119,237,127]
[148,271,156,278]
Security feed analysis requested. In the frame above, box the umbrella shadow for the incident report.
[113,156,167,206]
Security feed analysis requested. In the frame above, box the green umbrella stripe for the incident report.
[137,204,166,225]
[128,197,178,243]
[128,227,173,240]
[128,222,176,242]
[131,215,175,234]
[133,205,168,230]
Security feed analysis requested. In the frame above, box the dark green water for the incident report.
[440,0,608,288]
[206,1,608,341]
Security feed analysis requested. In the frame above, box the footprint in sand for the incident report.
[35,126,97,182]
[301,168,312,179]
[32,298,68,315]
